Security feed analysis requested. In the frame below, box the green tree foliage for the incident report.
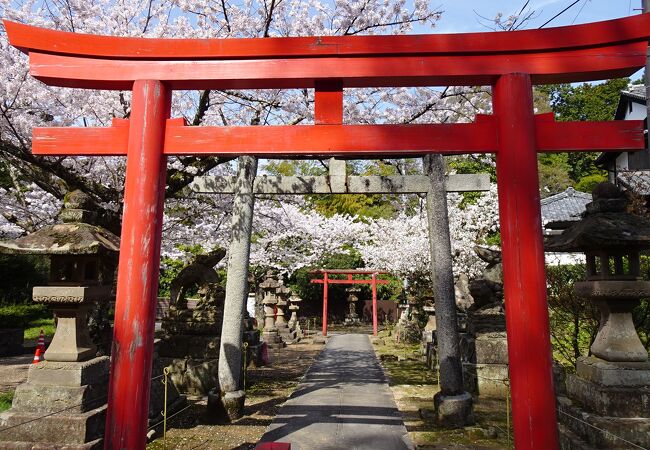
[538,78,630,184]
[287,248,403,320]
[546,264,599,370]
[265,159,419,220]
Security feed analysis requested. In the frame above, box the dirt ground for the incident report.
[147,340,324,450]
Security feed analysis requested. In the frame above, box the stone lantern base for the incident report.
[558,356,650,449]
[0,357,109,449]
[262,329,285,349]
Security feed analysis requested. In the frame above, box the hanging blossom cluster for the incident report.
[0,0,501,282]
[0,0,444,239]
[358,185,500,281]
[249,199,367,274]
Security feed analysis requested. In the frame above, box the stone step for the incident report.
[11,382,107,415]
[0,405,105,445]
[557,396,650,449]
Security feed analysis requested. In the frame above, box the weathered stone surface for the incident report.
[158,335,221,359]
[463,363,509,399]
[159,358,219,396]
[11,383,107,415]
[0,405,106,444]
[467,302,506,334]
[26,357,109,387]
[576,356,650,387]
[566,374,650,418]
[43,304,96,362]
[433,392,475,428]
[558,396,650,449]
[0,438,102,449]
[474,334,508,365]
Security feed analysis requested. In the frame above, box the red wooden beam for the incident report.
[6,15,650,61]
[32,115,644,157]
[26,42,646,90]
[309,279,390,285]
[315,80,343,125]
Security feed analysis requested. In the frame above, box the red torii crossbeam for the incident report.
[309,269,390,337]
[6,14,650,450]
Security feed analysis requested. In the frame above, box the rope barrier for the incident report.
[556,409,648,450]
[0,356,220,436]
[148,404,193,432]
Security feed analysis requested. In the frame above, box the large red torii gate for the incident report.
[5,14,650,449]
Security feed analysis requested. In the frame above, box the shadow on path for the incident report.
[259,334,413,450]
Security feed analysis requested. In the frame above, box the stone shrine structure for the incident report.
[344,286,361,326]
[259,272,285,349]
[287,292,304,339]
[546,183,650,449]
[0,190,118,449]
[159,250,226,395]
[461,246,509,399]
[275,283,299,344]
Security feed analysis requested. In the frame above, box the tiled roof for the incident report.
[617,170,650,196]
[622,84,646,102]
[540,187,591,224]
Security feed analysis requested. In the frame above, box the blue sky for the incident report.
[434,0,637,33]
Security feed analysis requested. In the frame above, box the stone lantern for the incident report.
[546,182,650,449]
[259,272,284,348]
[287,291,303,336]
[344,286,361,325]
[276,282,298,343]
[275,282,290,328]
[0,190,118,449]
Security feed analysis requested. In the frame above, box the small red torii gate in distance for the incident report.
[309,269,390,337]
[6,13,650,450]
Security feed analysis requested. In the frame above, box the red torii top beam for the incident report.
[6,14,650,450]
[309,270,390,337]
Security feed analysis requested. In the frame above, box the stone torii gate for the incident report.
[193,157,488,424]
[5,14,650,449]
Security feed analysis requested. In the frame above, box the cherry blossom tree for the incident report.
[0,0,442,234]
[0,0,503,283]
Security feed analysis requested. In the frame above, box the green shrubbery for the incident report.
[546,261,650,370]
[0,304,50,329]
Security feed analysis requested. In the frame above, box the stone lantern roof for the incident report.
[545,182,650,252]
[0,190,119,255]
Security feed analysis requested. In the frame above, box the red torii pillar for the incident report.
[310,270,389,336]
[6,15,650,450]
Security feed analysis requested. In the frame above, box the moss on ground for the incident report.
[0,390,14,412]
[372,329,513,449]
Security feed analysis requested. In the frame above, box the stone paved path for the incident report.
[0,354,32,392]
[259,333,414,450]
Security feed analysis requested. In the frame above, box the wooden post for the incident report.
[105,80,169,449]
[371,273,378,336]
[493,73,559,449]
[322,272,329,336]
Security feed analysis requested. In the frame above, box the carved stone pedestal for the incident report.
[0,357,109,449]
[558,357,650,449]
